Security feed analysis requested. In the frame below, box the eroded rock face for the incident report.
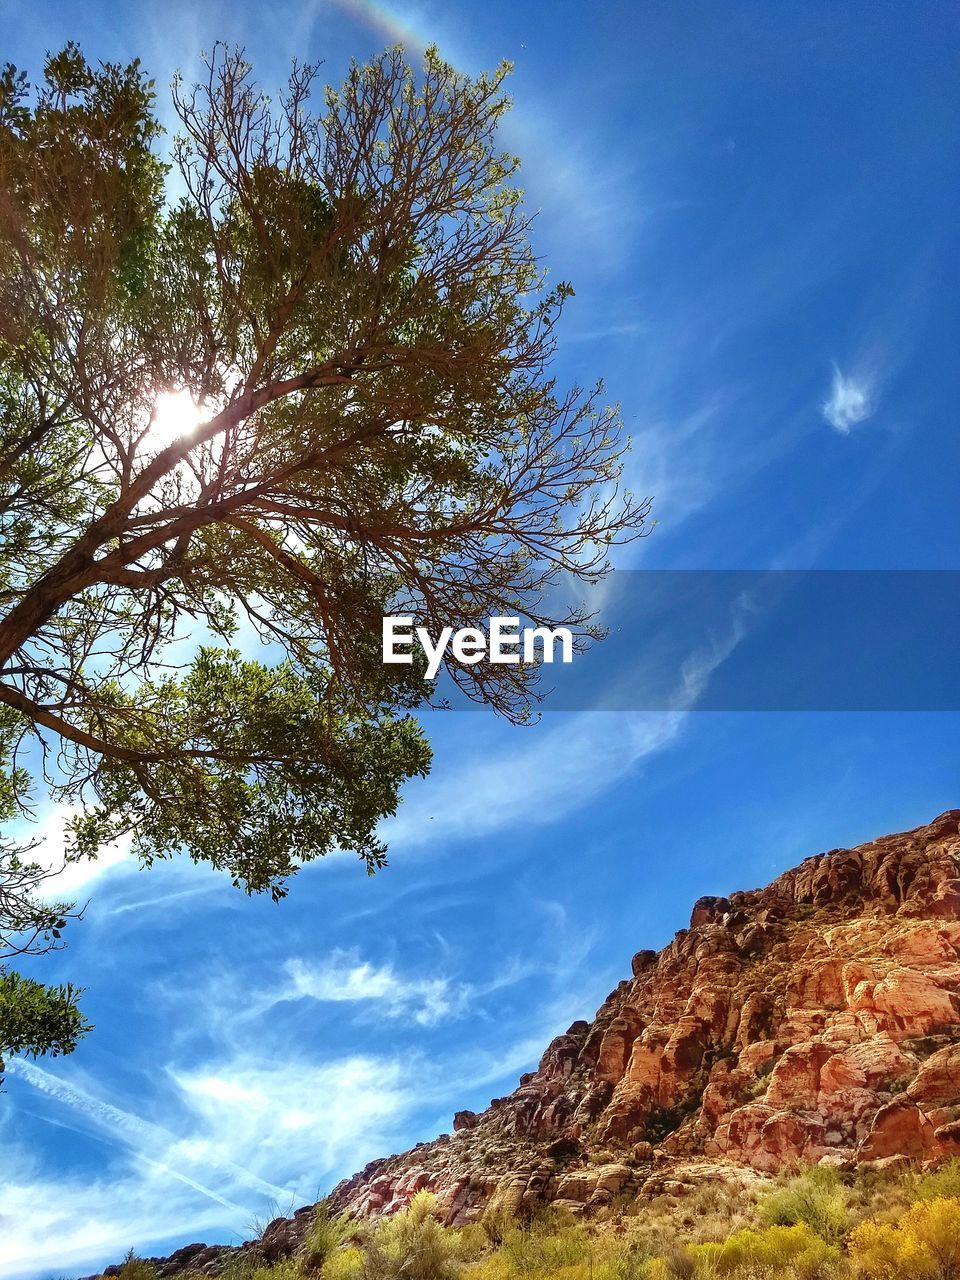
[85,810,960,1276]
[325,810,960,1221]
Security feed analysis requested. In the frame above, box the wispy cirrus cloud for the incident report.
[169,1053,413,1191]
[382,711,685,851]
[5,1057,288,1203]
[0,1156,232,1280]
[822,364,876,433]
[276,950,472,1026]
[2,1048,414,1278]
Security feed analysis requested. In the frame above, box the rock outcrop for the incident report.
[325,810,960,1224]
[87,810,960,1275]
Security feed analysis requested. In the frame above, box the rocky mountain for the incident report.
[323,809,960,1227]
[92,809,960,1276]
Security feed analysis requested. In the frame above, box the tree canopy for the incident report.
[0,43,648,1065]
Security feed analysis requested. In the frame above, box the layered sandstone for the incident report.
[326,810,960,1224]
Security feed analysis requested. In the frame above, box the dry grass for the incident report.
[97,1161,960,1280]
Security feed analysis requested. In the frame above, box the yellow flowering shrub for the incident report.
[848,1196,960,1279]
[644,1222,842,1278]
[322,1246,365,1280]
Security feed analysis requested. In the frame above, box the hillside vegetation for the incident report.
[102,1159,960,1280]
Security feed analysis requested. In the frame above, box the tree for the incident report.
[0,705,90,1076]
[0,43,649,1062]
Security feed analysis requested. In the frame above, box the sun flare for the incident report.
[147,388,204,450]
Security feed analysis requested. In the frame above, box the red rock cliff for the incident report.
[327,810,960,1224]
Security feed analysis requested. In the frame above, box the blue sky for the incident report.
[2,1,959,1276]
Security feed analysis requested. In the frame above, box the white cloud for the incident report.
[280,951,471,1027]
[170,1053,412,1188]
[8,1050,410,1209]
[562,321,651,344]
[5,1058,286,1202]
[502,106,640,271]
[382,711,684,851]
[2,1048,414,1279]
[0,1159,231,1280]
[182,949,479,1037]
[822,364,875,433]
[10,801,134,900]
[617,401,728,545]
[677,589,760,704]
